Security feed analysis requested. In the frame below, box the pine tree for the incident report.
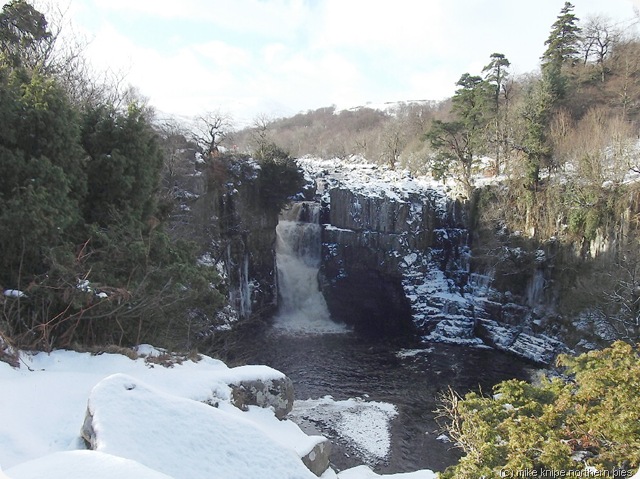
[425,74,492,198]
[482,53,511,173]
[0,0,50,69]
[482,53,510,112]
[541,2,581,99]
[81,102,163,226]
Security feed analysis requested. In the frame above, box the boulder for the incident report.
[79,373,317,479]
[300,438,332,477]
[80,408,96,449]
[229,376,294,420]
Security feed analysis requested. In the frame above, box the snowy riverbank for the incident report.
[0,346,436,479]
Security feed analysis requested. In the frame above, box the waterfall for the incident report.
[273,202,347,333]
[468,271,494,297]
[227,243,252,319]
[526,269,545,306]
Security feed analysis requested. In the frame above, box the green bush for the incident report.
[439,341,640,478]
[256,144,304,213]
[0,3,227,352]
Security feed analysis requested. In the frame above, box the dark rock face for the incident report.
[298,159,571,364]
[192,156,280,320]
[320,261,414,338]
[313,171,464,339]
[318,187,442,338]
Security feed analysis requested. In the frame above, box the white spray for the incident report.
[273,202,347,334]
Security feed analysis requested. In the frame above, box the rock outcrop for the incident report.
[229,376,294,420]
[187,156,281,323]
[299,157,570,363]
[301,439,332,477]
[318,174,448,337]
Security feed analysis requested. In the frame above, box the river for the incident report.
[229,326,536,474]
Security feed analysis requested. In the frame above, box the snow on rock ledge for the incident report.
[81,373,317,479]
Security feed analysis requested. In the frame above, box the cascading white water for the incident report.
[273,202,347,333]
[526,269,545,306]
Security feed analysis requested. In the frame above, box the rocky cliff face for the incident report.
[179,154,624,363]
[188,156,280,325]
[298,157,571,363]
[318,181,446,338]
[469,185,640,357]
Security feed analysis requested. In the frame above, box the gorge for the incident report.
[167,151,640,472]
[194,154,611,365]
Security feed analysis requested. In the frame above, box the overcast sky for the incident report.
[32,0,640,125]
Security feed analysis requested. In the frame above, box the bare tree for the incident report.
[156,120,195,188]
[610,40,640,119]
[15,1,139,110]
[588,249,640,342]
[380,120,406,170]
[580,15,621,82]
[251,114,272,159]
[192,110,233,158]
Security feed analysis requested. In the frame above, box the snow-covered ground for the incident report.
[0,346,436,479]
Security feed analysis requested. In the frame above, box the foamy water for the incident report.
[273,203,348,334]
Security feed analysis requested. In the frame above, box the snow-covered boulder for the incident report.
[81,373,317,479]
[228,372,294,420]
[301,438,332,477]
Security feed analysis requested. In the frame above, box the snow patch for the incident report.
[291,396,398,465]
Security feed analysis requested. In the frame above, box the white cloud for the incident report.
[406,69,460,102]
[81,23,239,116]
[89,0,313,40]
[192,41,252,68]
[313,0,448,53]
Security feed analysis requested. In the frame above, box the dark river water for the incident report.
[226,328,538,475]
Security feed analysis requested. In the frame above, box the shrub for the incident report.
[255,143,304,213]
[438,341,640,478]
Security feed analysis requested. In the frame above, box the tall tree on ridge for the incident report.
[482,53,511,173]
[425,74,492,198]
[541,1,581,100]
[0,0,50,69]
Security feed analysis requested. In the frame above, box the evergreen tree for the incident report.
[482,53,511,173]
[518,79,555,188]
[541,2,581,99]
[425,74,492,198]
[0,0,50,69]
[81,102,163,226]
[0,63,82,285]
[0,2,226,350]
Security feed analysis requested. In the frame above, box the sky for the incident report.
[25,0,640,125]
